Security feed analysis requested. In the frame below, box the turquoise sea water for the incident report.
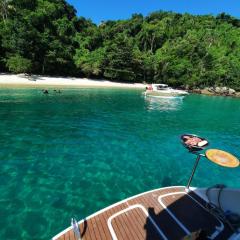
[0,87,240,239]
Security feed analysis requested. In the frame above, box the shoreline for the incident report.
[1,73,240,98]
[0,73,145,89]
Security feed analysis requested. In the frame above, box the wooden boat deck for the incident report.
[53,186,234,240]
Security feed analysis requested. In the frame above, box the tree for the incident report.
[6,54,32,73]
[0,3,240,89]
[74,47,105,77]
[103,34,136,82]
[0,0,77,75]
[0,0,13,23]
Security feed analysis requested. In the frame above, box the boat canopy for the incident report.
[151,84,169,90]
[152,84,168,87]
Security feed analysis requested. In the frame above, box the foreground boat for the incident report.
[145,84,189,97]
[53,136,240,240]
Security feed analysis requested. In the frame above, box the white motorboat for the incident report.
[145,84,189,97]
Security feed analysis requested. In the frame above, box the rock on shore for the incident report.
[191,86,240,97]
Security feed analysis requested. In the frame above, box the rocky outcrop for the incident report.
[190,88,202,94]
[191,86,239,97]
[228,88,236,95]
[201,88,214,95]
[235,92,240,97]
[212,86,235,95]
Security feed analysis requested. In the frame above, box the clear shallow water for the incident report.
[0,87,240,239]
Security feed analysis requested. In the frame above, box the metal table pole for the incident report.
[186,153,205,190]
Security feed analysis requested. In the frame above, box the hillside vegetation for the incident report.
[1,0,240,89]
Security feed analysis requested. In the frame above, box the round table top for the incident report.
[205,149,239,168]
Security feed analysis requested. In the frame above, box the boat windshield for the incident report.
[157,85,168,90]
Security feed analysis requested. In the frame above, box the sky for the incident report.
[67,0,240,24]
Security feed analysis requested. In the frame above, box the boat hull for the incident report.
[52,186,237,240]
[145,90,188,97]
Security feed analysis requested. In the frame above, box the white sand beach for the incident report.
[0,73,145,89]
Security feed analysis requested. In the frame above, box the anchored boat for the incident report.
[145,84,189,97]
[52,135,240,240]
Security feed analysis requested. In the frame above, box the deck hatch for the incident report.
[108,204,167,240]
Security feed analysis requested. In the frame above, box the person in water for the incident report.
[183,135,208,148]
[42,89,49,94]
[53,89,61,93]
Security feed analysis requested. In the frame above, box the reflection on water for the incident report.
[144,95,184,111]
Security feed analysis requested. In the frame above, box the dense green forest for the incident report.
[1,0,240,89]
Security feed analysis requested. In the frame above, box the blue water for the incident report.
[0,87,239,239]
